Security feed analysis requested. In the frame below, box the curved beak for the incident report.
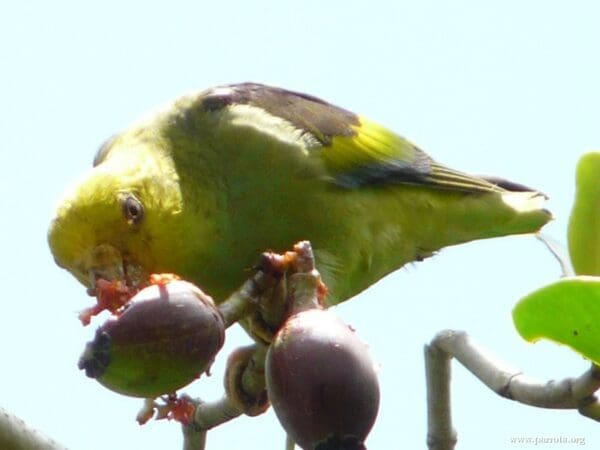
[84,244,146,289]
[86,244,127,286]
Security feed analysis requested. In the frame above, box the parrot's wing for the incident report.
[317,116,504,192]
[198,83,529,194]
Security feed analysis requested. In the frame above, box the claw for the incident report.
[258,250,297,277]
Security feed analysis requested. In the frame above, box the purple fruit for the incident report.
[79,279,225,398]
[265,308,379,450]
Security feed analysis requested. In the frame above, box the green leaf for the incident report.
[568,151,600,276]
[513,276,600,364]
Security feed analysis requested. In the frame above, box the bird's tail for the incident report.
[479,175,552,235]
[496,189,552,234]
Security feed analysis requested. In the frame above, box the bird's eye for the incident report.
[122,195,144,225]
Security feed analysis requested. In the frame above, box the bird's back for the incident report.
[166,83,551,303]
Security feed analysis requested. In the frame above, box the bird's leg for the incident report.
[240,240,328,343]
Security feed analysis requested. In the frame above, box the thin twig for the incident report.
[424,343,457,450]
[0,406,69,450]
[181,396,243,450]
[425,330,600,450]
[182,424,207,450]
[190,397,243,431]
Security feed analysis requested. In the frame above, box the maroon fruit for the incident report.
[265,309,379,450]
[79,279,225,398]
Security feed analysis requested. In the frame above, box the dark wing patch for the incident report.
[333,148,434,188]
[196,83,519,195]
[200,83,359,145]
[335,158,503,193]
[480,176,547,196]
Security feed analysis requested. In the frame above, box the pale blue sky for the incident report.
[1,1,598,449]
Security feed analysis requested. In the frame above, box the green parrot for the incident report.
[48,82,551,306]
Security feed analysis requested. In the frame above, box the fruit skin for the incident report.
[79,280,225,398]
[265,309,379,450]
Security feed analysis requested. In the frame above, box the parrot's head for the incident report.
[47,126,209,295]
